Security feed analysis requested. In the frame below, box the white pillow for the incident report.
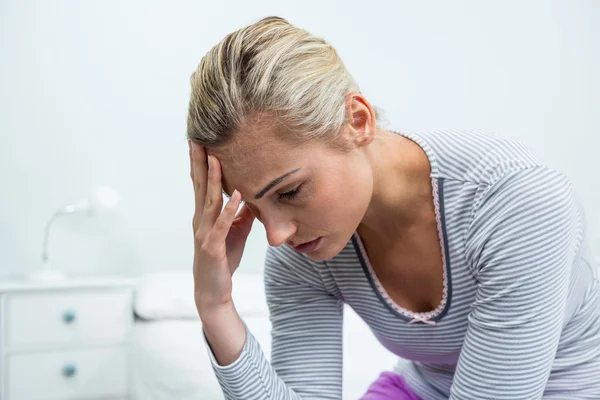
[134,270,268,320]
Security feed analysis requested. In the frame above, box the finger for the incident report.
[189,142,198,233]
[188,140,193,181]
[198,154,225,233]
[190,141,207,197]
[208,189,242,244]
[229,203,255,246]
[190,141,208,231]
[226,203,255,275]
[233,202,255,229]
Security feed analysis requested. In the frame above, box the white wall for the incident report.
[1,0,598,279]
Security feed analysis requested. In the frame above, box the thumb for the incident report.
[227,203,255,272]
[234,203,255,234]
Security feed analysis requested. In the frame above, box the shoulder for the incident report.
[465,166,582,268]
[470,165,575,221]
[264,244,327,288]
[400,128,543,184]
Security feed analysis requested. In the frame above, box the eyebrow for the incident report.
[222,168,301,201]
[254,168,301,199]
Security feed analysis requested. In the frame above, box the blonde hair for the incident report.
[186,16,381,148]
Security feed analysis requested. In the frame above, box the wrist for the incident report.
[198,301,237,325]
[200,303,247,366]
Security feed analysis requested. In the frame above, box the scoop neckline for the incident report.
[352,129,452,324]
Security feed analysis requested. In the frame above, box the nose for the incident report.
[262,214,296,248]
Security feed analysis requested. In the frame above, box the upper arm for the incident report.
[452,167,582,399]
[265,245,345,399]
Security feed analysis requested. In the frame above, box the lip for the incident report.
[292,237,323,253]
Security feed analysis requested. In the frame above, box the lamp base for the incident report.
[28,269,67,282]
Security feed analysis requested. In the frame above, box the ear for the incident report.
[345,92,377,148]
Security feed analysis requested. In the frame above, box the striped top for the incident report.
[206,129,600,399]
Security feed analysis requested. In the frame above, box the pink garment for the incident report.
[360,371,422,400]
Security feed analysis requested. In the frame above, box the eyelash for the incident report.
[278,186,301,200]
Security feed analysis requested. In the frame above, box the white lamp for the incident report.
[29,186,121,281]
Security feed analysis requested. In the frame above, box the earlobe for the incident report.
[353,133,374,147]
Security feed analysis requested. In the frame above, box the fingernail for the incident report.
[232,189,239,200]
[207,155,213,170]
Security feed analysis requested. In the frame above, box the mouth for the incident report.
[291,237,323,253]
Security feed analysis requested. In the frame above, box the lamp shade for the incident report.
[30,185,121,281]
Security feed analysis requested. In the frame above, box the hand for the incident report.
[188,140,255,319]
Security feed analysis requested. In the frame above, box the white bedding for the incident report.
[130,317,272,400]
[130,271,399,399]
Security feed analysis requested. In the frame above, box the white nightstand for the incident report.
[0,277,134,400]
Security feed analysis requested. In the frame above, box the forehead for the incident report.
[211,121,312,195]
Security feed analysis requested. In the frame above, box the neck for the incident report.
[358,129,433,243]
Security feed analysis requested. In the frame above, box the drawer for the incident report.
[7,346,128,400]
[5,289,133,349]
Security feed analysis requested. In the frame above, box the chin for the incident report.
[305,251,332,262]
[305,236,350,261]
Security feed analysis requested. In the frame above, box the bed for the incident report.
[129,271,398,399]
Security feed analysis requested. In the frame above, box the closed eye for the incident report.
[278,187,300,200]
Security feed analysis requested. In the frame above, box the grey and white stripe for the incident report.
[205,129,600,399]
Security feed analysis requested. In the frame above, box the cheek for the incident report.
[313,172,369,217]
[325,165,370,201]
[329,167,372,218]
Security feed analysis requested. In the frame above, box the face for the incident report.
[212,122,375,261]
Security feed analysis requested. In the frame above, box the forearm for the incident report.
[201,304,247,366]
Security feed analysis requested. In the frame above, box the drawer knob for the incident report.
[62,364,77,377]
[62,309,77,324]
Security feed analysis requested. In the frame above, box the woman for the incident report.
[187,16,600,399]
